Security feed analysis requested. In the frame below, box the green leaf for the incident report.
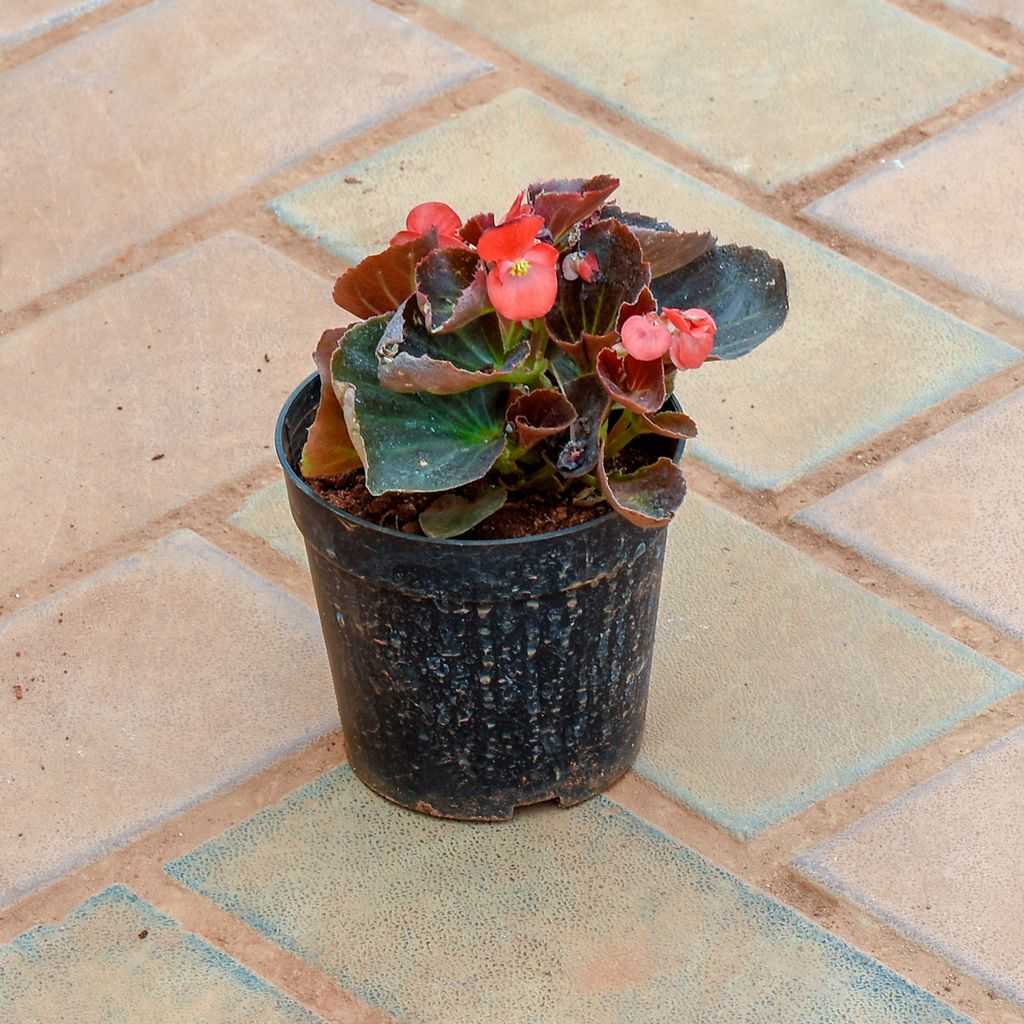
[332,233,437,319]
[419,485,507,538]
[597,446,687,528]
[527,175,620,241]
[546,219,650,344]
[299,327,363,479]
[602,206,715,278]
[333,316,508,495]
[651,244,788,359]
[415,246,488,334]
[376,300,530,395]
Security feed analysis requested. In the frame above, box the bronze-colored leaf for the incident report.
[595,348,666,414]
[333,232,437,319]
[603,206,715,278]
[376,301,529,395]
[555,373,609,478]
[507,388,578,449]
[527,174,620,241]
[639,410,698,439]
[597,444,687,528]
[415,246,489,334]
[300,326,363,479]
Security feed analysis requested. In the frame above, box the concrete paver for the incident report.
[167,765,972,1024]
[0,0,108,47]
[0,885,324,1023]
[0,530,336,910]
[0,0,488,311]
[809,93,1024,319]
[638,496,1021,837]
[797,389,1024,642]
[231,482,309,569]
[798,727,1024,1008]
[271,89,1019,492]
[943,0,1024,29]
[0,234,336,596]
[420,0,1007,190]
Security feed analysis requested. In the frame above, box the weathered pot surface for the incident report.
[277,373,683,820]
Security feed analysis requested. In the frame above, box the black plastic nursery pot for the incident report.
[277,373,685,821]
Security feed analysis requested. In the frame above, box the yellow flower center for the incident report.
[509,258,531,276]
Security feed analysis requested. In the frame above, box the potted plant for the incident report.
[276,175,787,820]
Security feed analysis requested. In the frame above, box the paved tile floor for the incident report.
[1,2,1022,1022]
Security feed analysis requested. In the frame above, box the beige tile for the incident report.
[421,0,1006,189]
[0,0,109,47]
[0,234,336,594]
[797,389,1024,641]
[798,727,1024,1007]
[271,90,1019,491]
[809,93,1024,318]
[0,0,487,309]
[0,530,336,909]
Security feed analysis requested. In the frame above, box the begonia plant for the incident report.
[301,175,788,537]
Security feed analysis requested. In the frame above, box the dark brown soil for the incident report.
[309,471,607,539]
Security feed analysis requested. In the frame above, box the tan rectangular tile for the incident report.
[0,530,337,909]
[0,0,487,309]
[797,389,1024,641]
[809,93,1024,318]
[0,234,336,594]
[798,728,1024,1007]
[422,0,1006,189]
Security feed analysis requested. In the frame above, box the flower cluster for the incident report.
[300,176,788,537]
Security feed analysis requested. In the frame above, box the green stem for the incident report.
[605,410,641,458]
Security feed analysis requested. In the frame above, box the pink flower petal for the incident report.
[621,314,671,361]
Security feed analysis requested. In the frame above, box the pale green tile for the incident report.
[0,886,323,1023]
[231,482,308,569]
[167,766,973,1024]
[639,496,1022,836]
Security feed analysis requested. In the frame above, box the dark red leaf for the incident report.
[459,212,496,247]
[333,232,437,319]
[597,445,687,528]
[617,285,657,330]
[602,206,715,278]
[415,247,488,334]
[527,174,620,241]
[546,219,650,345]
[507,388,578,449]
[555,374,609,478]
[639,410,698,439]
[595,348,666,414]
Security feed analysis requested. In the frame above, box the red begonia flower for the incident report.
[621,313,671,361]
[478,215,559,321]
[663,307,717,370]
[390,201,465,249]
[502,190,535,224]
